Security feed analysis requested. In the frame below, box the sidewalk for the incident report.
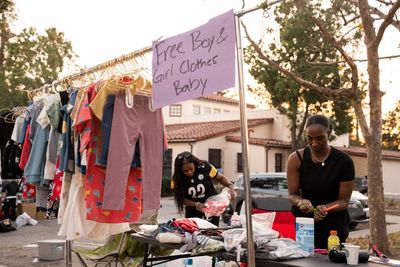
[349,214,400,238]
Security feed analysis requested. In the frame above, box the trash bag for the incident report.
[0,219,17,232]
[16,212,38,227]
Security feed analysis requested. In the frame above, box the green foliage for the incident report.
[0,3,75,109]
[245,1,361,148]
[382,101,400,151]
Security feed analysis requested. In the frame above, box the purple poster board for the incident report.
[152,10,236,109]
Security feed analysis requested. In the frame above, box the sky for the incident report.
[12,0,400,113]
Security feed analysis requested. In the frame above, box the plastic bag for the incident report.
[16,212,38,227]
[240,212,279,239]
[202,188,230,218]
[221,228,246,252]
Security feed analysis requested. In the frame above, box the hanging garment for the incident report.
[24,125,49,184]
[2,140,23,179]
[58,166,130,241]
[74,84,144,223]
[0,112,16,172]
[19,122,31,170]
[26,100,44,142]
[46,157,63,219]
[91,95,141,168]
[59,90,78,173]
[104,94,164,211]
[10,116,25,143]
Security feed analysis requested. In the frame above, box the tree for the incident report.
[382,100,400,151]
[243,0,400,253]
[0,1,75,109]
[244,3,356,149]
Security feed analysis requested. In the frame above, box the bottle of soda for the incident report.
[327,230,340,251]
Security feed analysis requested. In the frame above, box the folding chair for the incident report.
[73,231,131,267]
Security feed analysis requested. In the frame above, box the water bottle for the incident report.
[230,212,241,227]
[327,230,340,251]
[296,217,314,255]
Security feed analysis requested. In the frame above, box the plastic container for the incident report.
[327,230,340,251]
[37,239,65,261]
[183,258,193,266]
[230,212,241,227]
[295,217,314,255]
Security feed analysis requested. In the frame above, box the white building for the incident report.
[161,94,400,197]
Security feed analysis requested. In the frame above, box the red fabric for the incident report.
[19,123,31,170]
[21,177,36,199]
[252,208,296,240]
[171,219,198,233]
[50,157,63,201]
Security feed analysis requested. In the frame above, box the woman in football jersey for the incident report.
[172,151,235,226]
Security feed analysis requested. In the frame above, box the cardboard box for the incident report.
[36,211,46,220]
[20,203,36,219]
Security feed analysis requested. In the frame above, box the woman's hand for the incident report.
[314,205,328,221]
[297,199,314,214]
[228,185,236,201]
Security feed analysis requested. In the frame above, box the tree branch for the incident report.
[310,17,359,92]
[241,21,354,98]
[376,0,400,46]
[346,0,400,31]
[307,54,400,65]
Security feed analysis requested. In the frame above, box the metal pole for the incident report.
[66,240,72,267]
[234,1,283,265]
[235,14,256,267]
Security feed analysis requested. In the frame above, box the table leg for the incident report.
[143,243,150,267]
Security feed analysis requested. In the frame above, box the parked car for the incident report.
[222,172,369,228]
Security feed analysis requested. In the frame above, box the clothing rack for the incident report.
[27,46,153,97]
[18,46,152,267]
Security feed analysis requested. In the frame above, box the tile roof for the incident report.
[337,146,400,160]
[225,136,292,148]
[225,138,400,160]
[200,94,256,109]
[166,118,273,142]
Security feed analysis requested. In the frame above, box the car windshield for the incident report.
[249,177,288,191]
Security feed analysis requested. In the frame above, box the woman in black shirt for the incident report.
[172,151,235,226]
[287,114,355,249]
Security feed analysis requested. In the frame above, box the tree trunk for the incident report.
[365,45,389,253]
[358,0,389,253]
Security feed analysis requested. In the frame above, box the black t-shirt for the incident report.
[183,161,218,204]
[292,146,355,249]
[2,181,19,196]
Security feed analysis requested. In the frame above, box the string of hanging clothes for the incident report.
[6,44,168,244]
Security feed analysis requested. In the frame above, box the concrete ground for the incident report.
[0,197,399,266]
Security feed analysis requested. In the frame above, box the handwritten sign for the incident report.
[152,10,236,109]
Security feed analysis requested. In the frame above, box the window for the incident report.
[169,105,182,117]
[203,106,211,114]
[208,149,222,169]
[275,153,283,172]
[193,105,201,115]
[213,108,221,113]
[237,153,243,172]
[162,149,173,180]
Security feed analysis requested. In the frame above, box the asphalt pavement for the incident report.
[0,197,399,267]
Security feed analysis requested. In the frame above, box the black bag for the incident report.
[0,218,17,232]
